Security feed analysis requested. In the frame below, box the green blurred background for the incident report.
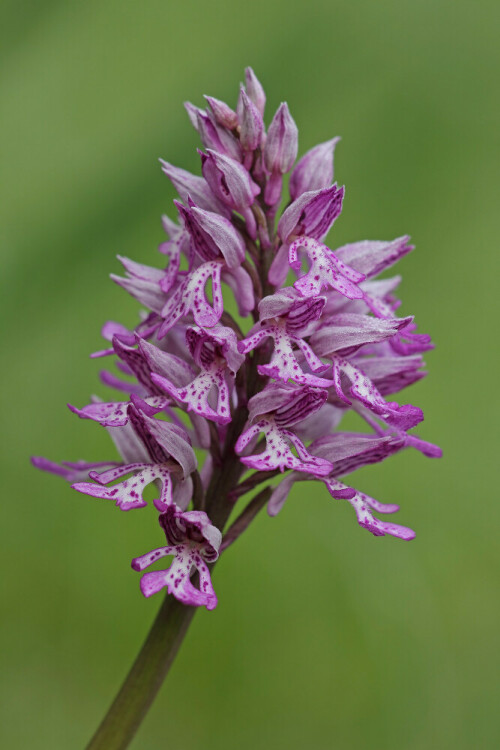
[1,1,498,748]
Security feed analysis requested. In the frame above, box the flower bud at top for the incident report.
[289,137,340,200]
[200,149,260,212]
[204,95,238,129]
[244,67,266,116]
[264,103,298,175]
[237,86,264,151]
[196,111,242,162]
[35,67,441,614]
[184,101,204,129]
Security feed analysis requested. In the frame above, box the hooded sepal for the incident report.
[263,103,298,205]
[334,236,413,278]
[204,95,238,129]
[278,184,345,242]
[200,149,260,237]
[176,200,245,268]
[160,160,230,216]
[110,256,167,314]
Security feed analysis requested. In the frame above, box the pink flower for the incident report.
[33,68,440,611]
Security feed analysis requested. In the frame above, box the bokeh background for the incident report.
[1,1,498,748]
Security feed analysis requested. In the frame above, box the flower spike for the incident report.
[34,68,440,618]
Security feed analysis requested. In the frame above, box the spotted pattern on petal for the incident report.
[289,237,365,299]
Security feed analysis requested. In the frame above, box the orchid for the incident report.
[32,69,440,750]
[132,505,221,609]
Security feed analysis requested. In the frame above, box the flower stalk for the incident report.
[86,592,196,750]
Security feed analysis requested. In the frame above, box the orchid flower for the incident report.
[34,68,440,617]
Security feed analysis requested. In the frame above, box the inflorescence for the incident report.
[33,68,441,611]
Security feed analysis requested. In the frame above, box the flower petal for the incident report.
[313,433,405,476]
[325,478,415,540]
[160,160,230,216]
[289,138,340,200]
[334,236,413,278]
[310,314,413,356]
[73,462,175,511]
[31,457,117,483]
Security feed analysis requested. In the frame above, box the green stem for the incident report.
[85,462,240,750]
[86,593,196,750]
